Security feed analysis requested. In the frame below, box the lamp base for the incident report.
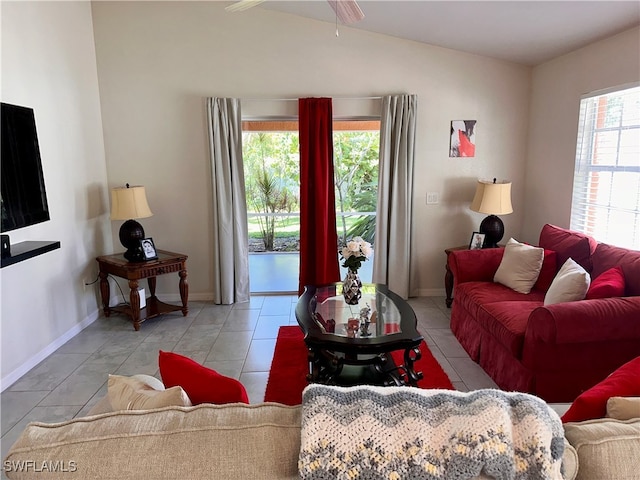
[479,215,504,248]
[119,219,146,262]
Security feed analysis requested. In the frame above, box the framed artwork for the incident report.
[140,237,158,260]
[450,120,477,157]
[469,232,485,250]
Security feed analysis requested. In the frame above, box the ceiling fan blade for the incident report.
[327,0,365,25]
[225,0,266,13]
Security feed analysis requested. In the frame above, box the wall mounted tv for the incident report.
[1,102,51,232]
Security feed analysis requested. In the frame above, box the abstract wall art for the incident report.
[450,120,477,157]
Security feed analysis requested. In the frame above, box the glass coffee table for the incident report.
[296,283,424,386]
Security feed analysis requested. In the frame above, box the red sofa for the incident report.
[448,224,640,402]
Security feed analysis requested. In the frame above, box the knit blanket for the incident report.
[299,385,565,480]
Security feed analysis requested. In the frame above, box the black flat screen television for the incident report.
[1,103,51,232]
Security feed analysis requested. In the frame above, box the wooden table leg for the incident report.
[445,262,454,308]
[147,276,157,297]
[179,269,189,316]
[99,271,110,317]
[128,279,141,331]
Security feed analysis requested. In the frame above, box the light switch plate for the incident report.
[426,192,439,204]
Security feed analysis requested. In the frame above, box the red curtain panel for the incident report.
[298,98,340,294]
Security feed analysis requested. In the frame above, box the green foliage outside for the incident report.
[243,130,379,251]
[333,132,379,245]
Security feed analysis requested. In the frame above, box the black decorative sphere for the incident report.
[479,215,504,248]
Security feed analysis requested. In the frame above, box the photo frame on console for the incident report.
[469,232,485,250]
[140,237,158,260]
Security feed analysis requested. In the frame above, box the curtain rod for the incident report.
[241,95,383,102]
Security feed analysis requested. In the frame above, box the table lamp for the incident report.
[470,178,513,248]
[110,184,153,261]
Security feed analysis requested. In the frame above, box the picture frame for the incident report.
[469,232,485,250]
[450,120,477,157]
[139,237,158,260]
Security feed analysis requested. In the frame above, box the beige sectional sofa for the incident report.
[4,388,638,479]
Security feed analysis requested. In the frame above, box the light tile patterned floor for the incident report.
[0,295,499,463]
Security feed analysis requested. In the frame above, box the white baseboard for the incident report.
[1,308,101,392]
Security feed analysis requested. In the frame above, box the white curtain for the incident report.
[373,94,417,299]
[206,98,250,304]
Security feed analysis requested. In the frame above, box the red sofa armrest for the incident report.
[447,248,504,285]
[526,296,640,344]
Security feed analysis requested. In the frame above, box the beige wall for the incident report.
[91,1,531,298]
[522,26,640,242]
[1,2,110,386]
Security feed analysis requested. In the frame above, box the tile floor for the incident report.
[1,295,499,464]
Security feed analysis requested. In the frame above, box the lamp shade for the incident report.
[470,179,513,215]
[110,185,153,220]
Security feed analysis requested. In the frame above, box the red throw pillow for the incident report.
[586,266,626,299]
[561,356,640,423]
[533,249,558,292]
[158,351,249,405]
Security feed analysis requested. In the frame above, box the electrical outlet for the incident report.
[426,192,439,205]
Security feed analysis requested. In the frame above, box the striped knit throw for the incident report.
[299,385,565,480]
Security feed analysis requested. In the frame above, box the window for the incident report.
[570,84,640,249]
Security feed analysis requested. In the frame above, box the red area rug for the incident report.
[264,326,455,405]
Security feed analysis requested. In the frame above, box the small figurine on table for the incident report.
[359,303,372,336]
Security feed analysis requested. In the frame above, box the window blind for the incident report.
[570,84,640,249]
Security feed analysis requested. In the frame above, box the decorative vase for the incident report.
[343,268,362,305]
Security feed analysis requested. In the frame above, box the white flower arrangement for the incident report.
[340,236,373,271]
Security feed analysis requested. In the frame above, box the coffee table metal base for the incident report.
[306,345,423,387]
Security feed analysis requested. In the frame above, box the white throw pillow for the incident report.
[606,397,640,421]
[544,258,591,305]
[107,374,192,411]
[494,238,544,294]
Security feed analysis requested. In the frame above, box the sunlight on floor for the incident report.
[249,252,374,293]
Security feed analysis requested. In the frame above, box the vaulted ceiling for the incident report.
[253,1,640,65]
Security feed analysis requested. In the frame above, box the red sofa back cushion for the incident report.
[538,224,598,273]
[591,243,640,296]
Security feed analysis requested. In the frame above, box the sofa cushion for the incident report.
[159,351,249,405]
[544,258,591,306]
[477,301,540,357]
[561,356,640,423]
[591,243,640,296]
[606,396,640,421]
[4,403,302,480]
[455,282,545,319]
[107,374,192,411]
[494,238,544,294]
[538,224,598,273]
[563,418,640,480]
[586,266,626,300]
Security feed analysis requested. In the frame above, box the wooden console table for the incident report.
[97,250,188,331]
